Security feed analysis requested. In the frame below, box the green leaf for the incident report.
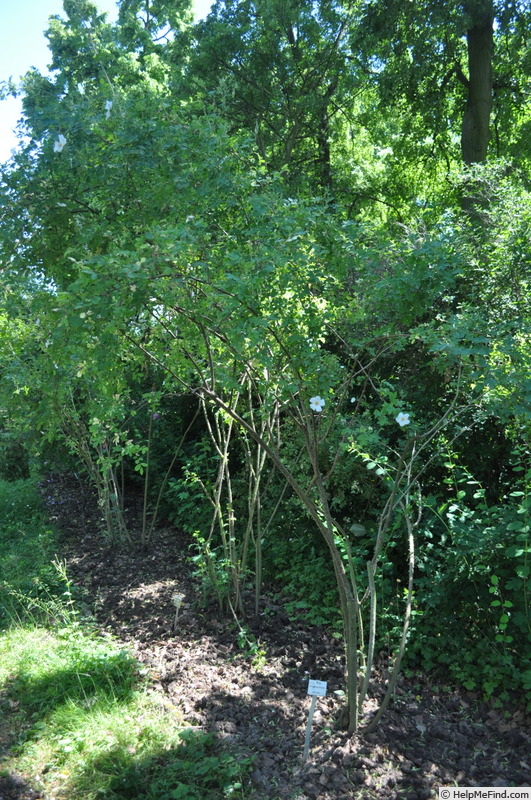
[170,784,195,799]
[507,521,527,531]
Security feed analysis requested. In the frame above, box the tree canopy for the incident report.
[1,0,530,730]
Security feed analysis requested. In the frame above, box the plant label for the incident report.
[303,679,327,762]
[307,679,327,697]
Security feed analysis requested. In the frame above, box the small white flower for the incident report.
[350,397,356,403]
[105,99,113,118]
[310,395,326,412]
[186,215,195,223]
[54,134,67,152]
[396,412,411,427]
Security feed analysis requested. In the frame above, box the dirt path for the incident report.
[36,474,531,799]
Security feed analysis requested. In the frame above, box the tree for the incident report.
[189,0,358,193]
[2,0,530,729]
[460,0,494,165]
[355,0,531,167]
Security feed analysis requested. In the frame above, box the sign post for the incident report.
[303,679,327,762]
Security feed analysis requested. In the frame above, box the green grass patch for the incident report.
[0,479,254,799]
[0,479,66,628]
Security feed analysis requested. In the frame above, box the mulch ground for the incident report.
[2,473,530,800]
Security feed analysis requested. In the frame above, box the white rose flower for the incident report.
[396,412,411,427]
[54,134,67,153]
[310,396,326,412]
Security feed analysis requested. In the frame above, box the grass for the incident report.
[0,477,254,799]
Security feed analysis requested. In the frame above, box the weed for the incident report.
[236,626,267,670]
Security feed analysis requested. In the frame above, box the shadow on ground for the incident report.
[33,473,531,800]
[0,771,44,800]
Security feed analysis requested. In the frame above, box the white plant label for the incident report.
[307,679,327,697]
[303,679,327,762]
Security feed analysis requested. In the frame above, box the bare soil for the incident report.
[2,474,530,800]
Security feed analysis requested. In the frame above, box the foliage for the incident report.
[407,442,531,706]
[1,0,530,733]
[190,0,356,194]
[0,430,30,480]
[354,0,531,167]
[112,729,254,800]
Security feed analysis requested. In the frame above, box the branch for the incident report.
[453,61,470,89]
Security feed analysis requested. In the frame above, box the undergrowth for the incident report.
[0,478,253,799]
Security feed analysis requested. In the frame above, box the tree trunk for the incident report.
[461,5,494,165]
